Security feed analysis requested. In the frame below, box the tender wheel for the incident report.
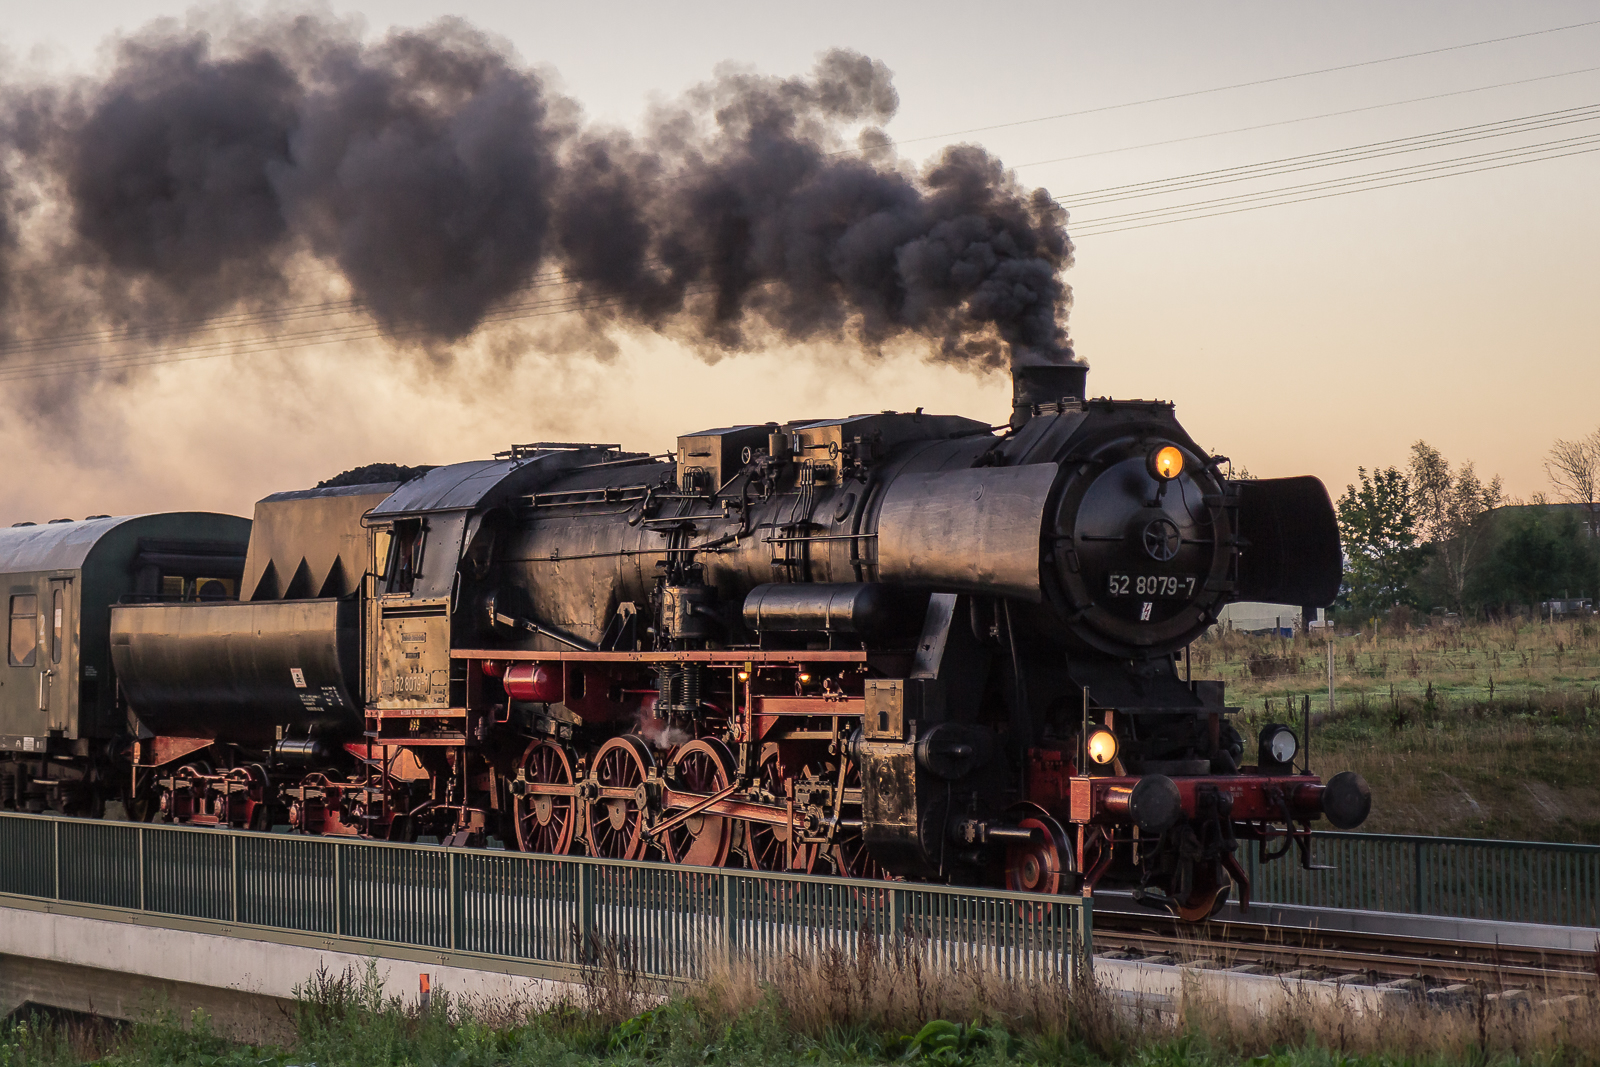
[514,740,577,854]
[584,735,654,860]
[745,743,814,872]
[663,739,734,867]
[1004,805,1075,895]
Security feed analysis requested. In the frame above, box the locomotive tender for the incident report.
[1,359,1368,919]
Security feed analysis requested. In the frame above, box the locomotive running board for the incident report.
[452,648,871,663]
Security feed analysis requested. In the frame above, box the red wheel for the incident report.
[1173,863,1233,923]
[663,739,735,867]
[513,740,577,854]
[585,736,654,860]
[1004,805,1074,895]
[745,744,817,872]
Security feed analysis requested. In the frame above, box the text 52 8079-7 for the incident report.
[1107,574,1196,598]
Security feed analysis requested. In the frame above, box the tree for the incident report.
[1408,441,1503,611]
[1545,428,1600,537]
[1474,507,1598,611]
[1337,466,1427,618]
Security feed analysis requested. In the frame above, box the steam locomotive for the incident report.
[0,359,1368,919]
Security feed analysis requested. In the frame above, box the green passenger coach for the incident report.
[0,513,250,812]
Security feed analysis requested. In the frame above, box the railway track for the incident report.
[1093,909,1600,995]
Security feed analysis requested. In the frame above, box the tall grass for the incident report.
[4,941,1599,1066]
[1197,618,1600,841]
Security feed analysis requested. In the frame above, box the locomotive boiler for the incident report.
[4,357,1369,919]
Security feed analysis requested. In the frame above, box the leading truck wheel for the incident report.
[1004,805,1075,894]
[514,740,577,854]
[1172,863,1232,923]
[584,736,654,860]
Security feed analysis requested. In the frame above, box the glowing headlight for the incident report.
[1148,445,1185,481]
[1086,728,1118,765]
[1259,724,1298,766]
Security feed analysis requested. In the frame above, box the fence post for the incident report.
[578,862,595,963]
[230,833,239,924]
[450,851,462,951]
[51,818,60,901]
[721,870,736,966]
[334,842,345,936]
[1077,895,1095,986]
[1413,840,1425,915]
[137,825,145,911]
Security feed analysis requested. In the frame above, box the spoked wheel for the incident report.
[832,762,889,882]
[514,740,577,854]
[1004,804,1075,895]
[745,743,815,872]
[663,739,735,867]
[584,735,654,860]
[1173,863,1233,923]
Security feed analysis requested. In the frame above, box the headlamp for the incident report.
[1258,723,1299,767]
[1086,727,1118,765]
[1148,445,1185,481]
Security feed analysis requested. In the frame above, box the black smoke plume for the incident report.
[0,11,1074,390]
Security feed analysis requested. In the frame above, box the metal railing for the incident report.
[0,812,1090,985]
[1245,830,1600,927]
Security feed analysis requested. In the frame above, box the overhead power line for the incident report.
[1060,104,1600,207]
[1012,64,1600,170]
[890,17,1600,148]
[1068,136,1600,236]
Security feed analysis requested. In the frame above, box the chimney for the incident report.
[1010,347,1087,429]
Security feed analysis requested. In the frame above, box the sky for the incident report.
[1,0,1597,522]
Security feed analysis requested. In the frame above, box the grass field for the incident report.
[1195,617,1600,843]
[4,951,1598,1067]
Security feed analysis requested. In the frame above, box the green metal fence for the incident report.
[1244,830,1600,927]
[0,812,1090,984]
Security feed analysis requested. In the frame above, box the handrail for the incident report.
[0,812,1092,984]
[1305,829,1600,855]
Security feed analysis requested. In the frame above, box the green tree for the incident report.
[1337,466,1426,617]
[1473,507,1598,611]
[1408,440,1503,611]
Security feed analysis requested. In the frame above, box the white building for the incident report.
[1213,601,1326,635]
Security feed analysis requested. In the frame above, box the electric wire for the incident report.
[1060,104,1600,207]
[1011,64,1600,169]
[886,17,1600,147]
[1070,140,1600,236]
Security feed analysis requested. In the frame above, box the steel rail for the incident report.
[1095,911,1600,991]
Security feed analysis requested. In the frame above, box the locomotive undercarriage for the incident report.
[103,644,1334,922]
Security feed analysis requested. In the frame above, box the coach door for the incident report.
[42,578,72,733]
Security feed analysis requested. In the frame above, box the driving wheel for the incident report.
[584,735,654,860]
[514,739,577,854]
[663,738,734,867]
[745,743,816,872]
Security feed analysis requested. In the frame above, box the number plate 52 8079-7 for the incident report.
[1107,574,1196,597]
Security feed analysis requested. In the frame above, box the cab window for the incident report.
[385,521,422,595]
[9,595,37,667]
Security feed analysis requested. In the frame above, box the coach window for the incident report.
[9,594,37,667]
[50,588,63,664]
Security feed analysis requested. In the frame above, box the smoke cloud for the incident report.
[0,10,1074,397]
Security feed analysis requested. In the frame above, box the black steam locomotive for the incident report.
[1,359,1367,919]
